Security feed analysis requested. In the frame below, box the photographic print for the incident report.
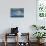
[11,8,24,17]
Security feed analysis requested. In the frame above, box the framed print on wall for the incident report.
[37,0,46,18]
[11,8,24,17]
[36,0,46,26]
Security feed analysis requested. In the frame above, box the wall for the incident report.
[0,0,36,42]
